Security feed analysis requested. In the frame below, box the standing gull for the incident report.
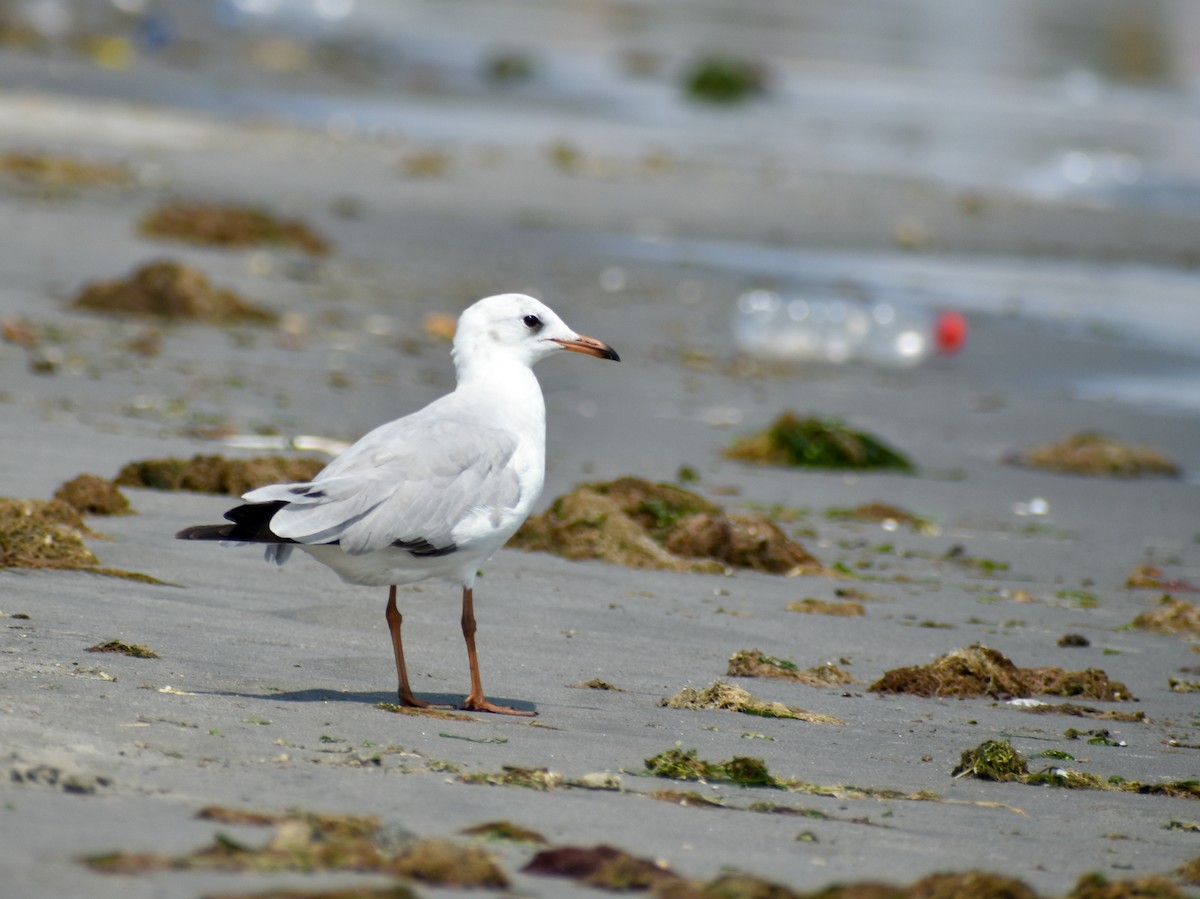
[177,294,619,715]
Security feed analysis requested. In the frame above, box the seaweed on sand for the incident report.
[53,474,133,516]
[727,650,857,686]
[73,261,277,324]
[510,476,822,575]
[870,644,1133,701]
[115,454,325,496]
[1129,595,1200,636]
[86,807,508,887]
[0,497,159,582]
[644,745,778,787]
[724,412,914,472]
[662,681,844,724]
[1009,432,1179,479]
[140,201,331,256]
[954,740,1200,801]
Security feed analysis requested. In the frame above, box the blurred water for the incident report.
[17,0,1200,202]
[205,0,1200,203]
[5,0,1200,410]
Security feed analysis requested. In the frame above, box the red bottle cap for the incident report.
[934,310,968,354]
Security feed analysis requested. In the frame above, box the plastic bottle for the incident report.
[732,289,967,367]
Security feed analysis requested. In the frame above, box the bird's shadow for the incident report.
[223,687,536,715]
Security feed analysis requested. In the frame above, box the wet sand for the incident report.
[1,88,1199,899]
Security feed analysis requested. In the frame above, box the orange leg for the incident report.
[459,586,534,716]
[384,585,438,709]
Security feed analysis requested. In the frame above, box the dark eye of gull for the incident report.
[522,314,543,332]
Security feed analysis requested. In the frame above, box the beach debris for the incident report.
[73,261,277,324]
[86,640,158,659]
[1007,432,1179,478]
[1,315,39,347]
[458,766,566,790]
[528,861,1046,899]
[510,476,822,575]
[723,412,914,472]
[682,55,769,104]
[1129,595,1200,635]
[840,873,1037,899]
[483,50,536,85]
[825,502,936,534]
[1126,566,1200,593]
[648,789,726,809]
[53,474,133,517]
[662,680,845,724]
[8,752,113,795]
[1127,564,1165,588]
[953,740,1028,781]
[400,149,450,178]
[115,454,325,496]
[1069,873,1189,899]
[943,544,1010,576]
[1015,703,1144,722]
[727,650,857,686]
[389,838,509,888]
[523,844,681,892]
[569,679,625,691]
[205,882,420,898]
[0,151,129,187]
[645,745,777,787]
[459,820,546,844]
[86,807,508,886]
[0,497,156,581]
[869,644,1134,701]
[1180,857,1200,885]
[140,201,331,255]
[787,598,866,617]
[954,740,1200,799]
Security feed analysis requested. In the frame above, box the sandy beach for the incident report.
[2,6,1200,897]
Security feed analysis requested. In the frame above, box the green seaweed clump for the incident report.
[73,261,278,324]
[952,740,1028,782]
[683,55,769,104]
[952,743,1200,800]
[724,412,914,472]
[644,745,777,787]
[115,454,325,496]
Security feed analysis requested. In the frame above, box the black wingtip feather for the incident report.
[176,501,292,543]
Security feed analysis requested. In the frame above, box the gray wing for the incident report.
[243,410,522,555]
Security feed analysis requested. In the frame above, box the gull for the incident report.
[176,294,619,715]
